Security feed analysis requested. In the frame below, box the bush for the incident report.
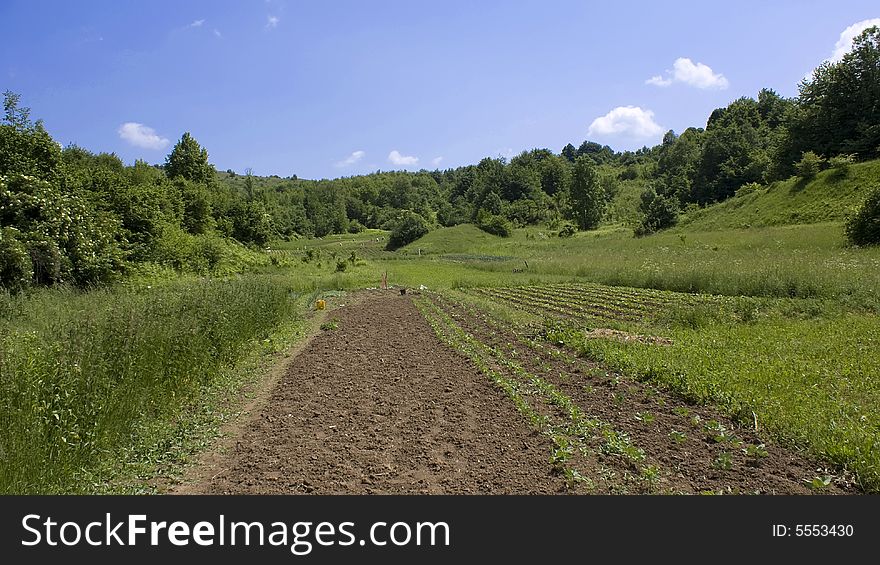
[845,185,880,246]
[795,151,825,180]
[25,235,65,285]
[347,220,365,234]
[557,223,577,238]
[477,214,513,237]
[0,228,33,292]
[735,182,762,197]
[386,211,429,250]
[829,154,856,178]
[634,188,678,237]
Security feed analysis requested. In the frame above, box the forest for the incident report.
[2,26,879,292]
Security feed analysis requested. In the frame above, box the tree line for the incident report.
[2,27,878,291]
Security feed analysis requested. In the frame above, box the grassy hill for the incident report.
[677,159,880,232]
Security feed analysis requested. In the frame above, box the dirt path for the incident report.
[179,291,565,494]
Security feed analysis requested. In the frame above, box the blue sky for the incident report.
[2,1,878,179]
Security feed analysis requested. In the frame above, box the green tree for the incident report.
[175,178,213,234]
[795,151,825,180]
[568,155,604,230]
[692,97,770,203]
[845,185,880,246]
[635,187,678,237]
[0,227,33,292]
[165,132,213,184]
[471,157,505,220]
[477,212,512,237]
[770,26,880,179]
[386,211,429,250]
[0,91,63,183]
[538,154,569,195]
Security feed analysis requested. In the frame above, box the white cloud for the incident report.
[828,18,880,63]
[117,122,170,150]
[431,156,444,167]
[646,57,729,90]
[213,29,222,38]
[266,15,279,29]
[388,150,419,166]
[335,150,365,168]
[587,106,664,139]
[189,19,205,28]
[645,75,672,87]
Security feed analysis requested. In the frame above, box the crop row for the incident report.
[416,295,657,493]
[426,290,826,494]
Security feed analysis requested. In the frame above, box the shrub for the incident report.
[634,188,678,237]
[386,211,429,250]
[829,154,856,178]
[557,223,577,238]
[735,182,762,197]
[845,185,880,246]
[0,228,33,292]
[795,151,825,180]
[477,213,513,237]
[347,220,365,233]
[25,236,65,285]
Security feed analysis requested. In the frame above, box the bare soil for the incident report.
[179,291,565,494]
[177,290,853,495]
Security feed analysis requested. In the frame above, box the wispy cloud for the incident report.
[388,150,418,166]
[189,19,205,28]
[117,122,170,150]
[827,18,880,63]
[266,15,279,29]
[587,106,664,139]
[431,156,444,167]
[213,28,222,38]
[335,150,365,168]
[646,57,729,90]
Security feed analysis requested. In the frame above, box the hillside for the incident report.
[677,160,880,232]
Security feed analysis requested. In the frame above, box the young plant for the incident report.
[712,451,733,471]
[634,411,655,424]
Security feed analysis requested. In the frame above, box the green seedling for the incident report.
[712,451,733,471]
[320,318,339,331]
[634,411,655,424]
[669,430,687,443]
[805,476,833,491]
[743,443,768,458]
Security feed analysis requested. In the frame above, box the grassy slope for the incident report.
[678,160,880,232]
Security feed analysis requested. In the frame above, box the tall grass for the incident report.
[0,276,297,493]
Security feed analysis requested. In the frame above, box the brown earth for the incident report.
[176,290,854,495]
[177,291,566,494]
[428,293,855,494]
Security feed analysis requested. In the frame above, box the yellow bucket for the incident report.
[315,299,326,310]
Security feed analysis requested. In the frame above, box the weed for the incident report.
[640,465,661,489]
[712,452,733,471]
[805,476,833,491]
[634,411,655,424]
